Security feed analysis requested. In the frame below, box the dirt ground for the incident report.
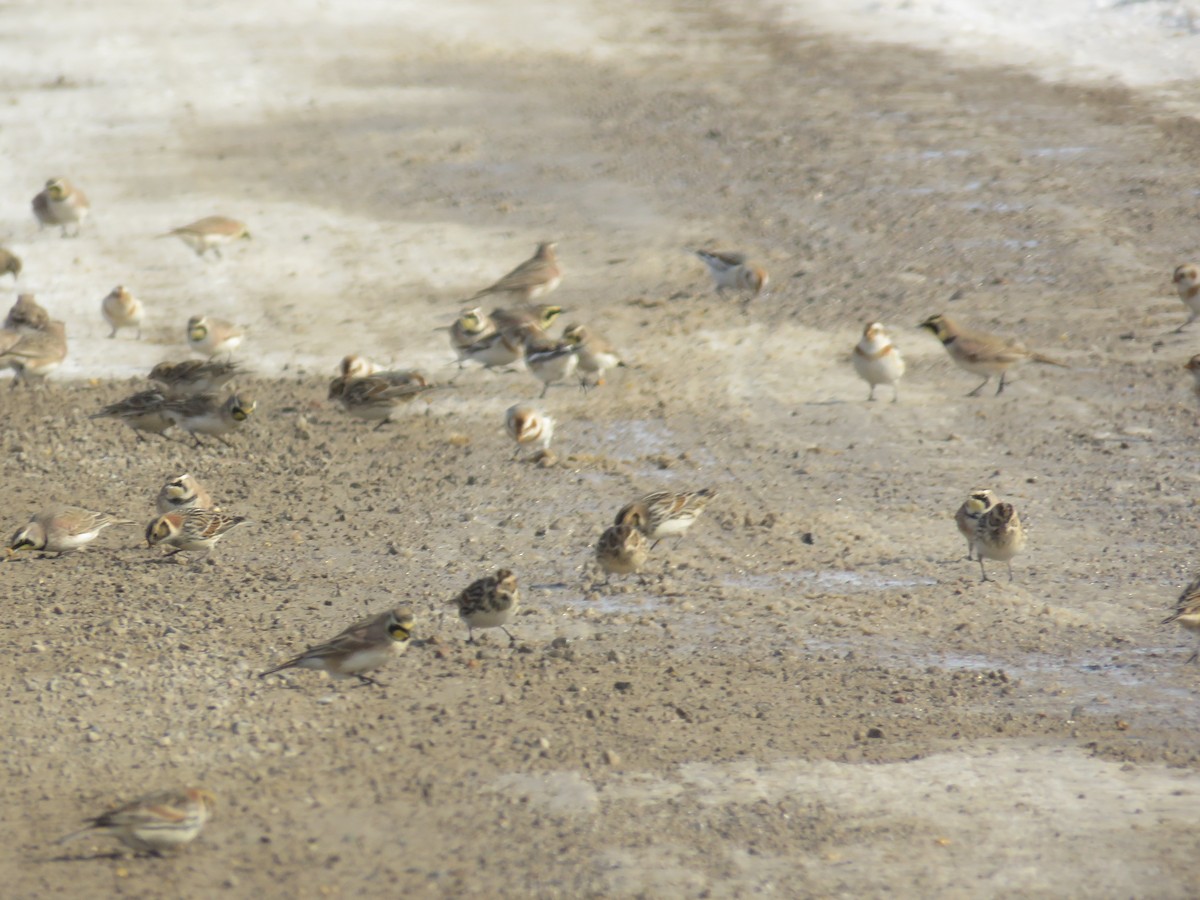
[4,0,1200,897]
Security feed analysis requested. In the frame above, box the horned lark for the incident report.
[163,216,250,259]
[616,488,717,549]
[145,508,247,560]
[338,354,381,379]
[1163,576,1200,663]
[156,473,215,515]
[471,241,561,301]
[328,371,436,429]
[917,314,1068,396]
[8,506,130,558]
[595,514,649,584]
[973,501,1026,582]
[491,303,563,336]
[524,334,578,397]
[1173,264,1200,333]
[452,569,520,644]
[562,323,624,386]
[92,390,175,440]
[32,178,89,236]
[954,489,997,561]
[0,319,67,385]
[694,250,769,297]
[505,403,554,456]
[58,788,216,856]
[260,607,415,686]
[852,321,905,402]
[0,248,21,279]
[163,393,255,447]
[458,328,525,371]
[101,286,144,339]
[443,307,497,361]
[149,359,241,397]
[186,315,244,357]
[5,294,50,332]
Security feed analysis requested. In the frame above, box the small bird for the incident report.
[101,286,144,339]
[973,501,1027,582]
[491,303,563,336]
[5,293,50,332]
[452,569,520,644]
[156,473,215,515]
[328,371,437,429]
[163,216,250,259]
[1163,576,1200,663]
[1173,264,1200,333]
[186,315,244,357]
[917,314,1068,396]
[0,248,21,279]
[1185,355,1200,404]
[470,242,561,301]
[954,489,997,561]
[57,788,216,856]
[852,321,905,402]
[694,250,769,297]
[338,354,381,379]
[443,307,497,359]
[562,323,625,386]
[163,393,256,447]
[260,607,416,686]
[595,510,650,584]
[616,488,717,549]
[505,403,554,457]
[8,506,130,558]
[145,508,247,561]
[457,328,526,371]
[32,177,89,236]
[524,334,578,398]
[0,319,67,385]
[92,390,175,440]
[149,359,241,397]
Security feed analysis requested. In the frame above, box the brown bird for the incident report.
[32,177,90,236]
[470,242,561,301]
[0,319,67,385]
[163,216,250,259]
[918,314,1068,396]
[0,248,21,279]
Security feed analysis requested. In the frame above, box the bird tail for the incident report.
[1031,353,1069,368]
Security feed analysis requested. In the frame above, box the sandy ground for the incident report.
[4,0,1200,897]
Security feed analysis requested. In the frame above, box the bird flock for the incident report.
[5,174,1199,856]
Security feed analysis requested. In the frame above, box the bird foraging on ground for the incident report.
[156,473,215,515]
[505,403,554,457]
[162,393,255,447]
[562,323,625,387]
[917,314,1068,396]
[186,315,244,357]
[149,359,241,398]
[595,507,650,585]
[163,216,250,259]
[8,507,131,558]
[328,371,438,429]
[57,788,216,856]
[615,488,717,550]
[972,501,1026,582]
[92,390,175,441]
[32,177,89,236]
[145,508,247,561]
[1163,576,1200,664]
[954,489,997,562]
[452,569,520,644]
[693,249,768,297]
[0,248,21,279]
[260,607,416,686]
[101,286,144,339]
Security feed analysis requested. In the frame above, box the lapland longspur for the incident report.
[1173,264,1200,333]
[0,319,67,384]
[149,359,241,397]
[973,501,1026,582]
[470,242,561,301]
[32,178,89,236]
[954,489,997,561]
[1163,576,1200,664]
[694,250,769,297]
[58,787,216,856]
[595,510,650,584]
[9,506,130,558]
[616,488,717,549]
[0,248,21,279]
[505,403,554,456]
[156,473,215,515]
[444,307,496,358]
[524,334,578,397]
[918,314,1068,396]
[101,286,144,339]
[163,216,250,259]
[92,390,175,440]
[163,393,255,447]
[260,607,416,686]
[328,371,436,429]
[852,322,905,402]
[187,315,244,357]
[562,323,625,386]
[452,569,520,644]
[145,508,247,560]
